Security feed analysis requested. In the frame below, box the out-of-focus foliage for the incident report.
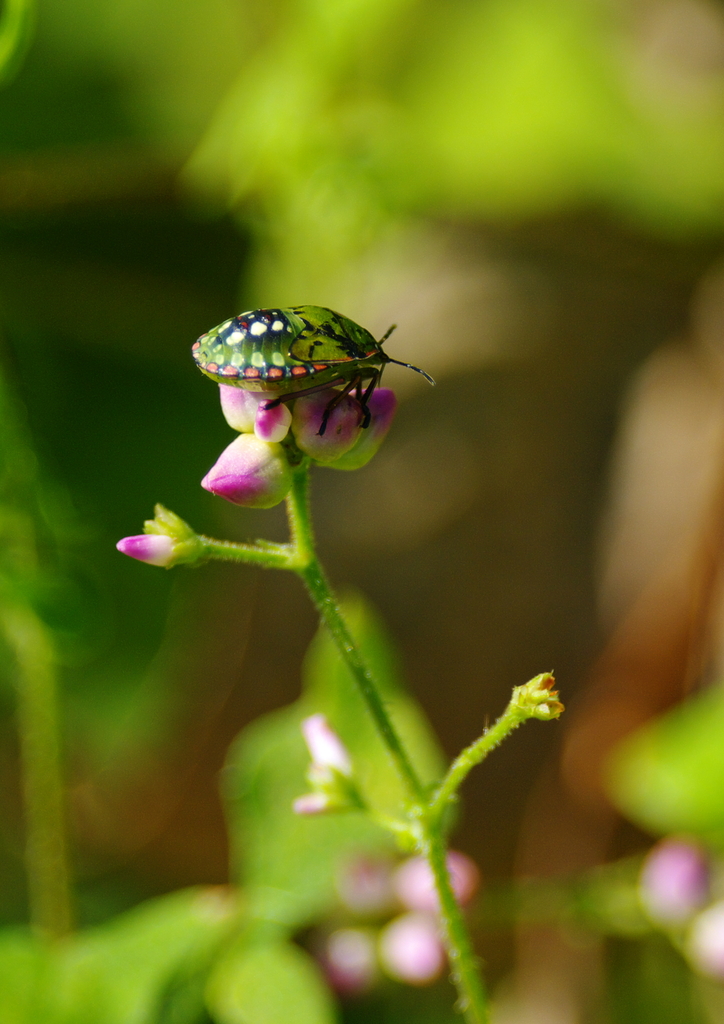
[0,887,237,1024]
[206,940,336,1024]
[608,683,724,849]
[0,0,723,1018]
[0,0,34,87]
[223,595,442,929]
[186,0,724,300]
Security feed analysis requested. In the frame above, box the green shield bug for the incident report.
[192,305,434,434]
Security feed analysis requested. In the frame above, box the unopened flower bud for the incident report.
[116,533,175,567]
[378,913,445,985]
[688,902,724,978]
[219,385,264,432]
[293,714,362,815]
[640,839,709,925]
[301,714,352,776]
[292,391,362,463]
[511,672,564,721]
[292,792,332,816]
[117,505,203,567]
[254,400,292,443]
[337,858,396,917]
[201,435,291,508]
[328,389,397,471]
[323,928,378,994]
[393,851,480,914]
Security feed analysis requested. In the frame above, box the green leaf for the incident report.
[607,684,724,848]
[206,940,336,1024]
[223,593,443,929]
[0,930,47,1024]
[50,887,237,1024]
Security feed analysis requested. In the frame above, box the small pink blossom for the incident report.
[292,391,363,463]
[201,434,292,508]
[301,714,352,776]
[640,839,709,925]
[378,913,446,985]
[688,902,724,978]
[322,928,378,994]
[393,851,480,914]
[116,534,175,567]
[218,385,264,432]
[292,793,331,816]
[254,401,292,442]
[329,389,397,471]
[337,858,396,917]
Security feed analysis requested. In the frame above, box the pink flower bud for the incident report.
[116,534,175,567]
[292,792,332,815]
[393,851,480,914]
[254,400,292,443]
[291,391,362,463]
[322,928,378,994]
[337,857,396,917]
[378,913,446,985]
[201,434,292,508]
[688,902,724,978]
[328,389,397,471]
[218,385,264,432]
[301,714,352,775]
[640,839,709,925]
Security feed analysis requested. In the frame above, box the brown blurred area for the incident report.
[52,190,721,982]
[500,259,724,1019]
[4,0,724,999]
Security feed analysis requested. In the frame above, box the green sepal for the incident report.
[143,505,204,566]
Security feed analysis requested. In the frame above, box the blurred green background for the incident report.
[3,0,724,1008]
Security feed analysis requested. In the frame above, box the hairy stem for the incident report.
[286,467,488,1022]
[286,468,425,803]
[429,701,527,828]
[1,603,72,939]
[424,827,488,1023]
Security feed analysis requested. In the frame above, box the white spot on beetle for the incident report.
[250,322,267,336]
[272,320,284,331]
[272,352,285,366]
[251,351,265,367]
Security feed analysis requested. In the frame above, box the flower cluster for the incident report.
[202,385,397,509]
[319,850,480,993]
[293,715,480,992]
[635,837,724,980]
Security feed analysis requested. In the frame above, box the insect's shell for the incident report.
[192,306,383,393]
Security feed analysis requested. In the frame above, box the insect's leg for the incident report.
[261,376,346,410]
[357,369,381,429]
[318,376,361,437]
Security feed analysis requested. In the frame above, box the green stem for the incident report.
[430,700,527,828]
[424,827,488,1023]
[1,603,72,939]
[286,467,425,803]
[197,535,294,569]
[161,468,560,1023]
[285,467,488,1022]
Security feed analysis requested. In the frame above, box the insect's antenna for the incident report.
[378,323,397,345]
[384,356,436,386]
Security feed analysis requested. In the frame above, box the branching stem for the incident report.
[157,466,563,1024]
